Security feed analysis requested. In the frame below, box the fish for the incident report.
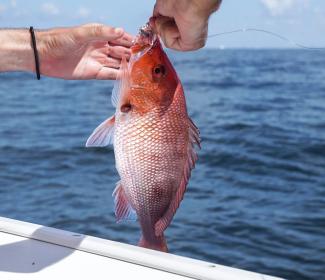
[86,22,200,252]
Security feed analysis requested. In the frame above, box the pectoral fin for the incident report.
[85,115,115,147]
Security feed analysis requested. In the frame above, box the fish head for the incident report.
[126,24,179,114]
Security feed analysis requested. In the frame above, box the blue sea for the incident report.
[0,49,324,280]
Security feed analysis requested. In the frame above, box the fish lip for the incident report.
[137,22,156,46]
[139,22,154,40]
[131,22,158,55]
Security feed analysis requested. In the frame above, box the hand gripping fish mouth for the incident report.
[86,20,200,252]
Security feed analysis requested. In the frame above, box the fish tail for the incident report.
[138,234,168,252]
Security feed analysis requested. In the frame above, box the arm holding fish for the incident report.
[0,23,133,79]
[152,0,222,51]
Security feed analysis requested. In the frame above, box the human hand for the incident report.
[37,23,133,80]
[151,0,222,51]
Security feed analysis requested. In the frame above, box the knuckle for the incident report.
[197,40,206,49]
[80,23,104,37]
[82,22,102,28]
[191,39,206,51]
[91,24,104,37]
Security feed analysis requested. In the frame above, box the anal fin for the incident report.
[112,181,137,223]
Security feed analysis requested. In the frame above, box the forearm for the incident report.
[0,29,36,73]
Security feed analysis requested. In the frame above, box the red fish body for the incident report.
[86,24,200,252]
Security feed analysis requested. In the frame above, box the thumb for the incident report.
[77,23,124,42]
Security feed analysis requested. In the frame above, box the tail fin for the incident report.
[138,234,168,252]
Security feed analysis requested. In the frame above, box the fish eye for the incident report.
[152,64,166,78]
[120,103,132,113]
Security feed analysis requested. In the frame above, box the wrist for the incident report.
[33,28,71,77]
[0,29,35,73]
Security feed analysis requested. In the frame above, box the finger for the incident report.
[95,45,130,61]
[108,45,131,60]
[111,37,133,48]
[77,23,124,42]
[156,15,207,51]
[111,32,134,47]
[90,40,110,49]
[91,52,121,68]
[153,2,160,16]
[96,67,119,80]
[120,32,134,44]
[102,57,121,69]
[155,16,180,50]
[177,19,208,51]
[155,16,176,36]
[122,32,134,43]
[153,0,170,17]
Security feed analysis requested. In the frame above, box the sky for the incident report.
[0,0,325,49]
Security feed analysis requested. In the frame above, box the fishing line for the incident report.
[207,28,325,50]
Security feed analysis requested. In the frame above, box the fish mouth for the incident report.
[131,21,158,56]
[138,22,156,46]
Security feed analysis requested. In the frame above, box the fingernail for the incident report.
[114,27,124,35]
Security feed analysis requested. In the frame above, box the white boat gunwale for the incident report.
[0,217,285,280]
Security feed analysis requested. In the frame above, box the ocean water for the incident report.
[0,49,324,279]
